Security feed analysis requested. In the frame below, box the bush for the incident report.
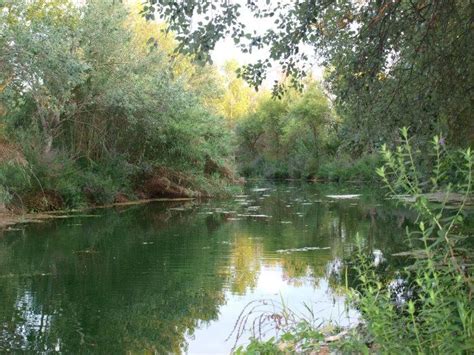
[0,161,32,208]
[317,153,381,183]
[347,129,473,353]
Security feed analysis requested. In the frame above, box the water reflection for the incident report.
[0,183,410,353]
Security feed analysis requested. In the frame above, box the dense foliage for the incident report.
[236,81,339,179]
[145,0,474,152]
[346,131,473,353]
[0,0,235,209]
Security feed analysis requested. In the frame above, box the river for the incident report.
[0,182,409,353]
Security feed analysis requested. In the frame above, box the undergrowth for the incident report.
[316,153,381,183]
[0,148,237,212]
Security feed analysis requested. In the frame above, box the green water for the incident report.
[0,183,409,353]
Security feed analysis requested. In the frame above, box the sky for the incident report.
[206,2,324,88]
[211,38,324,89]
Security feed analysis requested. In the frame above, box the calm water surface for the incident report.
[0,183,409,353]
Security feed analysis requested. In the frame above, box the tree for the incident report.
[1,0,231,165]
[143,0,474,150]
[216,59,256,125]
[1,0,83,154]
[285,81,337,152]
[236,80,336,178]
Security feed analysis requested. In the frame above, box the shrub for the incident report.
[317,153,381,183]
[0,161,32,208]
[348,129,473,353]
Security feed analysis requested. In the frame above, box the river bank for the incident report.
[0,197,195,230]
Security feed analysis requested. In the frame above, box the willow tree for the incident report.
[1,0,83,154]
[1,0,232,167]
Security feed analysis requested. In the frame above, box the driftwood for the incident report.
[142,166,205,198]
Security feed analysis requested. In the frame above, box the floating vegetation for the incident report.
[73,249,99,254]
[217,210,237,214]
[169,207,187,211]
[393,192,474,205]
[276,247,330,254]
[326,194,360,200]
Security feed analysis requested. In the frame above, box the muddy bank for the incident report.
[0,197,195,230]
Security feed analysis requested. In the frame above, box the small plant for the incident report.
[0,185,12,206]
[0,161,32,209]
[234,338,281,355]
[229,298,349,353]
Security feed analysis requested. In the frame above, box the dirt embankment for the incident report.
[0,150,243,229]
[140,159,242,199]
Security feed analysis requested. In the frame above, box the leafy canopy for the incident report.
[144,0,474,149]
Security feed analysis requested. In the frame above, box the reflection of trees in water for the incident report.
[0,205,229,353]
[0,184,413,352]
[227,233,262,294]
[279,256,311,287]
[224,185,410,296]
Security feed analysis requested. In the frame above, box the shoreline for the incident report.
[0,197,195,230]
